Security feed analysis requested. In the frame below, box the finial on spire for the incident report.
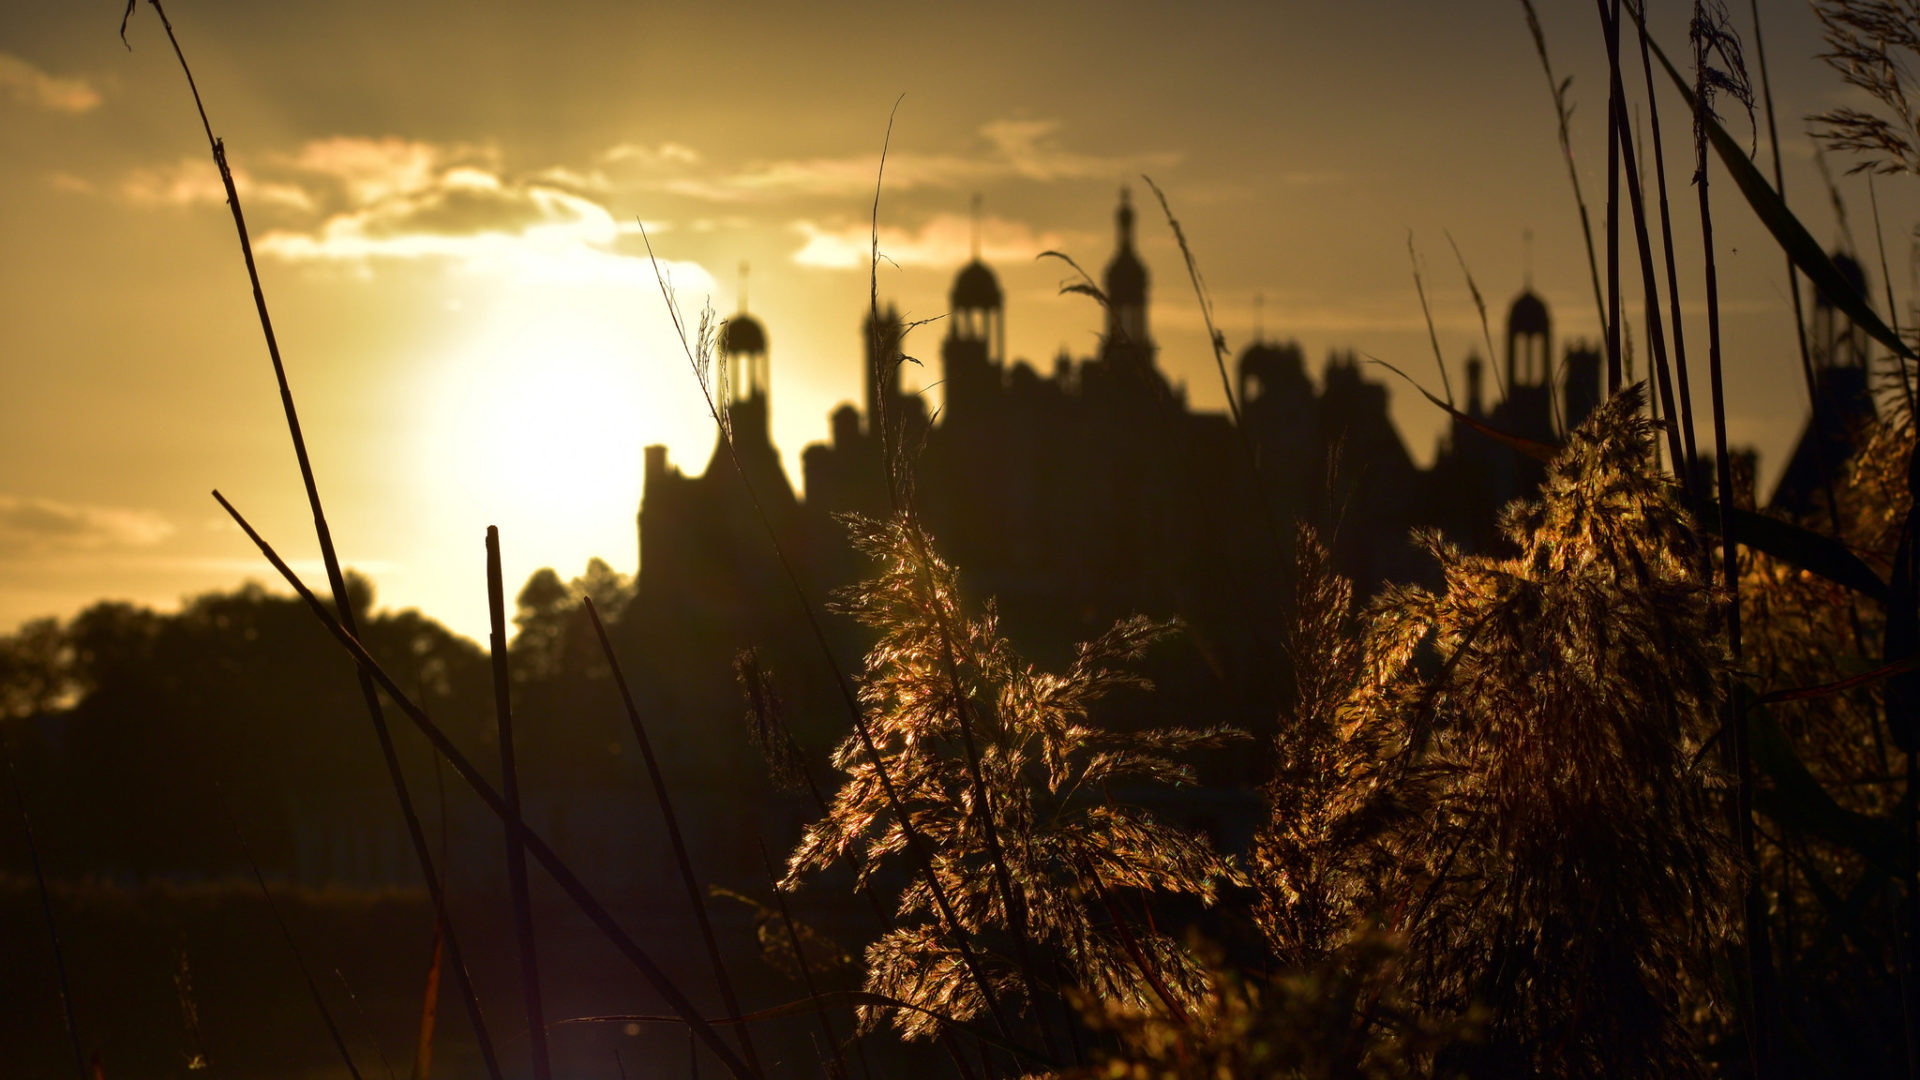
[739,260,750,313]
[1117,185,1134,246]
[970,193,982,261]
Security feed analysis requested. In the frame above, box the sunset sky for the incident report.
[1,0,1910,643]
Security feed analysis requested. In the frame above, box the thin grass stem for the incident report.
[212,489,759,1080]
[1407,234,1455,408]
[0,731,86,1080]
[1632,0,1702,479]
[582,599,765,1080]
[1446,230,1508,400]
[131,6,505,1074]
[1605,0,1626,393]
[633,105,1032,1049]
[219,787,364,1080]
[486,528,551,1080]
[1870,175,1918,418]
[1522,0,1611,343]
[1751,0,1846,535]
[756,841,854,1080]
[1143,176,1290,562]
[1601,1,1687,473]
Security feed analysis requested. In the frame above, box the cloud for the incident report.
[791,212,1082,270]
[119,156,315,212]
[46,172,95,194]
[0,54,100,113]
[254,144,710,289]
[0,495,172,557]
[643,119,1178,203]
[601,141,702,169]
[281,136,492,204]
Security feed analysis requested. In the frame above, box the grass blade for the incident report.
[220,790,364,1080]
[127,6,505,1074]
[756,841,853,1080]
[1634,0,1701,478]
[1637,5,1918,363]
[582,599,766,1080]
[1520,0,1611,341]
[1603,0,1625,393]
[487,527,552,1080]
[213,489,758,1080]
[1869,175,1917,418]
[1602,0,1688,478]
[0,732,86,1080]
[412,913,444,1080]
[1701,502,1889,601]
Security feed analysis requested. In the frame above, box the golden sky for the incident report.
[0,0,1909,642]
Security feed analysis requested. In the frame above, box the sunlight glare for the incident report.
[407,294,714,638]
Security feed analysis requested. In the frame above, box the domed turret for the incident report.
[722,264,771,442]
[951,260,1002,311]
[1103,187,1149,352]
[723,314,766,358]
[1505,288,1551,388]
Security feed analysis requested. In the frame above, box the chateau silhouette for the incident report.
[624,190,1610,755]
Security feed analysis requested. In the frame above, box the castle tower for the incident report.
[1102,187,1150,356]
[1773,249,1877,518]
[722,263,771,445]
[943,196,1006,420]
[1499,286,1556,447]
[1464,353,1485,417]
[1813,250,1869,371]
[1505,289,1551,389]
[864,302,905,435]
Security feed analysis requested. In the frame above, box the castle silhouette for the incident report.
[620,190,1618,760]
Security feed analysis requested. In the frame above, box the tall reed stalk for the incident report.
[1633,0,1702,481]
[1605,0,1626,393]
[221,789,364,1080]
[1,732,86,1080]
[487,527,552,1080]
[1599,0,1687,474]
[1686,3,1779,1072]
[127,5,505,1074]
[212,491,759,1080]
[1522,0,1611,343]
[583,599,766,1079]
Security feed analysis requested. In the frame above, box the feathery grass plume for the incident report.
[1259,388,1736,1075]
[1733,407,1918,1072]
[1252,524,1447,980]
[1689,0,1757,174]
[1811,0,1920,175]
[711,886,856,984]
[736,650,809,793]
[1415,385,1735,1075]
[784,514,1244,1041]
